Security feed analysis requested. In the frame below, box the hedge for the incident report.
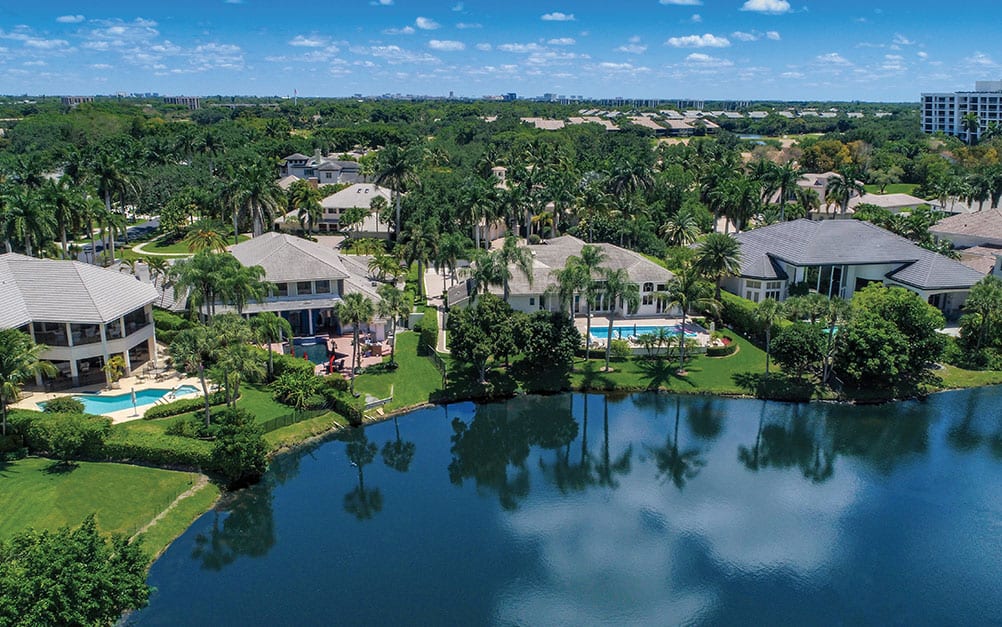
[271,350,318,378]
[103,430,213,469]
[719,291,789,345]
[143,392,227,420]
[416,308,439,355]
[324,389,366,426]
[706,343,738,357]
[153,309,193,345]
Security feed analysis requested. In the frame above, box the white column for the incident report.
[308,309,314,336]
[99,323,111,387]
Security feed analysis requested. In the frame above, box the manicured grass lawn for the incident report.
[863,183,921,196]
[264,413,349,449]
[936,364,1002,389]
[141,234,250,255]
[569,330,768,395]
[137,480,220,560]
[354,331,443,410]
[0,457,200,540]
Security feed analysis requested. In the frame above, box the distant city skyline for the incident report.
[1,1,1001,102]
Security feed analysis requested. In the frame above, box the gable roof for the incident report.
[0,253,158,327]
[733,219,983,290]
[229,232,351,283]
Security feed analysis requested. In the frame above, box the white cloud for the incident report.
[289,35,327,48]
[659,0,702,4]
[456,23,481,29]
[617,43,647,54]
[428,39,465,51]
[892,33,913,45]
[415,17,440,30]
[475,43,492,51]
[383,26,415,35]
[353,44,439,64]
[917,51,928,60]
[965,52,997,67]
[56,15,85,24]
[731,31,758,42]
[498,42,545,53]
[685,52,733,66]
[816,52,851,65]
[690,14,702,23]
[548,37,575,45]
[370,0,393,5]
[781,70,804,78]
[90,63,112,69]
[740,0,791,14]
[766,30,781,40]
[541,12,575,21]
[666,33,729,48]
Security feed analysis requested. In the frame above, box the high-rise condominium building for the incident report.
[922,81,1002,142]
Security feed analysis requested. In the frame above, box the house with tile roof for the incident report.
[227,232,389,338]
[0,253,160,389]
[279,150,364,185]
[724,219,984,317]
[448,235,676,317]
[931,208,1002,248]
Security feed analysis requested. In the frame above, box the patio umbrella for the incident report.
[131,388,138,417]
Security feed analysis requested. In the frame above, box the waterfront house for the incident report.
[0,253,159,390]
[226,233,387,338]
[722,219,984,317]
[448,235,676,317]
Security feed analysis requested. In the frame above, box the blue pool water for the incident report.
[291,337,331,365]
[591,325,698,340]
[43,385,199,415]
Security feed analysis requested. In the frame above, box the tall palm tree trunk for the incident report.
[604,304,616,371]
[198,365,211,428]
[60,225,69,260]
[350,328,359,394]
[678,310,687,371]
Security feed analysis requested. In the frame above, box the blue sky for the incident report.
[1,1,1000,101]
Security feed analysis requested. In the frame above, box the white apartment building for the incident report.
[922,81,1002,142]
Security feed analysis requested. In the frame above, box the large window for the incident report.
[315,280,331,294]
[276,283,289,297]
[297,281,313,295]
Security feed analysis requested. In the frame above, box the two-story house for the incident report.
[0,253,160,390]
[227,233,387,338]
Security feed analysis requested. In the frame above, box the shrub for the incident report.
[609,339,632,361]
[720,291,760,339]
[706,343,737,357]
[164,414,212,438]
[416,309,439,355]
[271,351,317,378]
[102,430,213,469]
[271,371,322,409]
[210,408,267,487]
[20,413,111,461]
[153,309,193,345]
[42,396,85,414]
[528,234,541,245]
[324,389,365,426]
[143,392,226,420]
[322,373,349,392]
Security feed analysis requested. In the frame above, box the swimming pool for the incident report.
[590,325,699,341]
[41,385,199,415]
[290,337,331,365]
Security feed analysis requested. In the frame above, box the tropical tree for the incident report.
[575,244,608,361]
[250,312,293,381]
[695,232,742,300]
[600,268,640,372]
[41,176,82,259]
[374,145,417,240]
[435,232,467,288]
[962,112,981,145]
[494,234,534,303]
[659,208,701,247]
[183,220,230,253]
[87,150,134,262]
[398,221,438,299]
[231,159,283,239]
[145,257,174,308]
[763,160,802,222]
[825,167,866,216]
[376,284,412,364]
[658,264,717,371]
[288,179,323,236]
[170,326,216,427]
[220,263,270,314]
[2,186,53,257]
[335,292,375,394]
[754,298,783,374]
[465,249,501,304]
[0,329,56,436]
[369,195,389,234]
[367,252,402,282]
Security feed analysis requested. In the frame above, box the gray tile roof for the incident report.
[229,232,351,283]
[0,253,158,327]
[321,184,393,210]
[932,208,1002,242]
[733,219,983,290]
[482,235,673,296]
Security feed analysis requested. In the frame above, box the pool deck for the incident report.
[577,316,713,347]
[12,369,203,425]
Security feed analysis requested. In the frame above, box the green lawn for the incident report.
[354,331,443,410]
[936,364,1002,389]
[863,183,921,196]
[140,234,250,255]
[136,480,220,560]
[0,457,200,540]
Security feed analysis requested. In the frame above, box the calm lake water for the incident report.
[130,389,1002,626]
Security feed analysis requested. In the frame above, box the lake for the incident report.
[130,389,1002,626]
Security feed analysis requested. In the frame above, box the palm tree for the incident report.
[466,249,501,304]
[821,297,850,384]
[754,298,783,374]
[494,234,534,303]
[250,312,293,382]
[288,179,323,236]
[183,221,230,253]
[42,177,82,259]
[374,145,416,241]
[220,263,270,315]
[369,195,389,234]
[962,112,981,145]
[793,186,821,218]
[554,260,589,317]
[659,264,717,372]
[335,292,375,394]
[0,329,56,436]
[170,326,216,428]
[575,244,608,361]
[367,253,403,282]
[232,160,283,238]
[398,221,439,299]
[600,268,640,372]
[434,232,467,288]
[4,186,54,257]
[825,168,866,216]
[88,150,134,262]
[764,160,802,222]
[660,209,701,247]
[376,284,412,364]
[695,232,742,300]
[145,257,174,308]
